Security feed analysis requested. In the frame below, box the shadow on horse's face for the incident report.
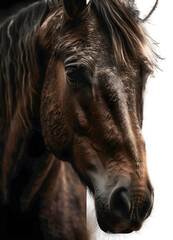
[40,1,154,234]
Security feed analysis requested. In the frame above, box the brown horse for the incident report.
[0,0,158,239]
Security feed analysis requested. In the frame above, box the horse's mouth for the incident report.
[97,213,133,234]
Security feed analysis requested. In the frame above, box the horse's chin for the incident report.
[96,213,133,234]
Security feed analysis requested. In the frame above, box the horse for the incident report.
[0,0,158,239]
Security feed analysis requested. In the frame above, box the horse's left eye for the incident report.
[66,66,92,89]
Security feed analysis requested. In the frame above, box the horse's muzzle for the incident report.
[95,175,154,233]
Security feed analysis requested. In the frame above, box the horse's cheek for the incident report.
[40,77,73,159]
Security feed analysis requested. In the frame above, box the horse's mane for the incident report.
[0,0,61,127]
[91,0,157,71]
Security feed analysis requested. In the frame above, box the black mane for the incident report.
[0,1,51,125]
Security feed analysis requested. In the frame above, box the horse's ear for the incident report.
[64,0,87,18]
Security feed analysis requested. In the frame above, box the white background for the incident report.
[87,0,173,239]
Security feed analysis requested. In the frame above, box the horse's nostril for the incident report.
[110,187,131,218]
[109,177,131,219]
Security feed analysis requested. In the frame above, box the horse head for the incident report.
[39,0,156,233]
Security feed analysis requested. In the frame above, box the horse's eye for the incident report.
[66,66,92,89]
[66,68,80,88]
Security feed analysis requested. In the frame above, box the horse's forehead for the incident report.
[61,26,114,69]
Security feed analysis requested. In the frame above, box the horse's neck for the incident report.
[39,160,87,240]
[0,108,42,203]
[0,112,88,239]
